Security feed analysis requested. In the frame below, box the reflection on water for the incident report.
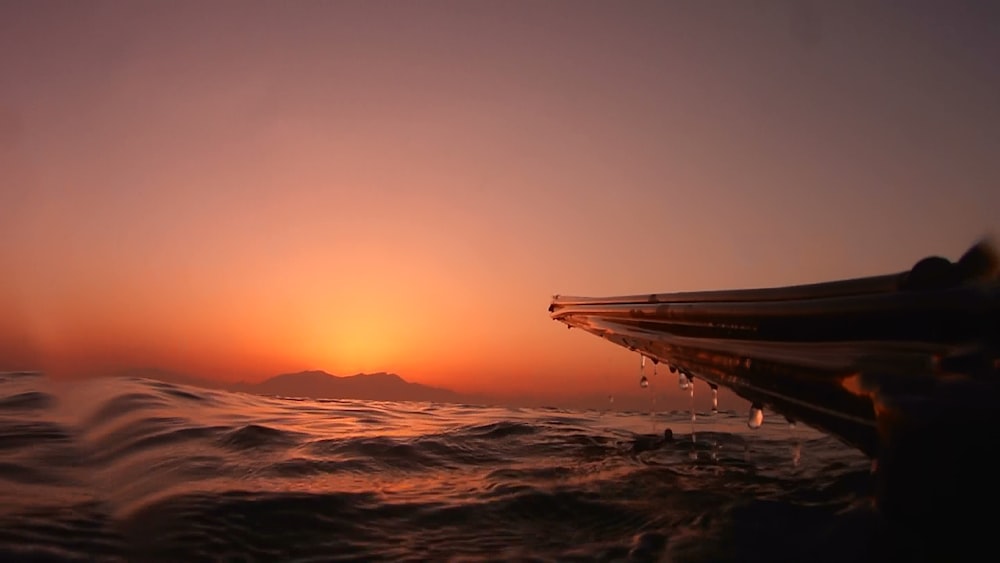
[1,372,909,561]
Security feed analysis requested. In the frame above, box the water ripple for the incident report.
[0,374,883,561]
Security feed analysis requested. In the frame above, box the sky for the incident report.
[1,1,998,406]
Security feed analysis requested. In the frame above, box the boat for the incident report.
[550,241,1000,547]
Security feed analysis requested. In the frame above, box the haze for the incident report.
[2,1,998,407]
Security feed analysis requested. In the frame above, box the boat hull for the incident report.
[549,244,1000,458]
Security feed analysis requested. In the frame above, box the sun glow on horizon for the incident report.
[1,2,997,398]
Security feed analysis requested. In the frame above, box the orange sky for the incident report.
[2,2,998,403]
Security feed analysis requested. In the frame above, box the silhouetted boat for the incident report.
[550,241,1000,548]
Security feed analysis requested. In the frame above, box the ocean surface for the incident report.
[1,372,902,562]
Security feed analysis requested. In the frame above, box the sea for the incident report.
[0,371,915,562]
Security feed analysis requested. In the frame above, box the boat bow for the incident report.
[549,242,1000,457]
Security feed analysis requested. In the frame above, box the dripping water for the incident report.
[685,375,696,445]
[689,379,696,422]
[787,416,801,468]
[638,355,648,388]
[649,362,659,432]
[708,383,720,459]
[748,403,764,429]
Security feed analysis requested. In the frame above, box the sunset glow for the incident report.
[2,1,998,405]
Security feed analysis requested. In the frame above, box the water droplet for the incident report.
[678,373,691,390]
[710,384,719,414]
[668,365,677,374]
[639,375,649,389]
[747,403,764,429]
[688,378,698,430]
[688,381,695,421]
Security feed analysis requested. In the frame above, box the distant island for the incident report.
[118,368,463,404]
[237,370,463,403]
[115,367,705,412]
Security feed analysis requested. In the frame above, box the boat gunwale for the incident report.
[550,272,905,308]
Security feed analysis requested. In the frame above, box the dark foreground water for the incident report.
[1,372,906,562]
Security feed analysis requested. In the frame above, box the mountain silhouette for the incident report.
[115,367,701,412]
[117,367,463,403]
[233,370,462,403]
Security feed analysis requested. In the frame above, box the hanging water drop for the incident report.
[787,415,800,466]
[747,403,764,429]
[637,354,650,388]
[689,380,696,421]
[710,384,719,414]
[678,372,691,391]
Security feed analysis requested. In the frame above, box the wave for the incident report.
[0,374,890,561]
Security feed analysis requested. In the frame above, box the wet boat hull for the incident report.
[549,243,1000,458]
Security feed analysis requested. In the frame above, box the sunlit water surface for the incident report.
[0,373,900,562]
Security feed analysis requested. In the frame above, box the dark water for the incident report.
[1,372,898,562]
